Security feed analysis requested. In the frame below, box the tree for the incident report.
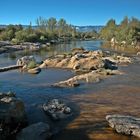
[57,18,67,37]
[47,17,57,33]
[36,16,47,31]
[100,19,116,40]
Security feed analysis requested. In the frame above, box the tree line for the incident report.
[0,17,98,44]
[99,16,140,46]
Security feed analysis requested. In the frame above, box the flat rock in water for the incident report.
[106,114,140,138]
[28,67,41,74]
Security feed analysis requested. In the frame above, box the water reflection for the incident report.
[0,40,103,67]
[101,42,140,55]
[0,40,140,140]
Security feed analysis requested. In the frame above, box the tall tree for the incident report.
[47,17,57,33]
[58,18,67,37]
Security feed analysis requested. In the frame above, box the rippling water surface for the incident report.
[0,40,140,140]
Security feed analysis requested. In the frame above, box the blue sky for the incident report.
[0,0,140,25]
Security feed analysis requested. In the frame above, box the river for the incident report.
[0,40,140,140]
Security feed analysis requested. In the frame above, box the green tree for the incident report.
[47,17,57,33]
[100,19,116,40]
[57,18,67,37]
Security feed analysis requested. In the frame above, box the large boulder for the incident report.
[0,92,27,140]
[106,114,140,138]
[0,92,26,124]
[43,99,72,121]
[17,122,51,140]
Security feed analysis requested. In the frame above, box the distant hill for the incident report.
[0,25,37,29]
[0,25,104,33]
[75,26,104,33]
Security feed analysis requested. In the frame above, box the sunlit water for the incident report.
[0,40,140,140]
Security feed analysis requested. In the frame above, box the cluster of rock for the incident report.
[0,91,72,140]
[17,56,35,67]
[43,99,72,121]
[40,49,131,87]
[106,114,140,138]
[17,56,41,74]
[0,41,43,54]
[43,50,105,70]
[0,92,27,140]
[54,69,122,87]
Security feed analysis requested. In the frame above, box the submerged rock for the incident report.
[0,92,27,140]
[106,114,140,138]
[0,92,26,124]
[17,122,51,140]
[53,69,121,88]
[43,99,72,121]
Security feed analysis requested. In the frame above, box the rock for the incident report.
[0,92,26,124]
[0,91,16,99]
[117,56,131,63]
[28,67,41,74]
[39,62,47,68]
[103,55,131,64]
[17,122,51,140]
[17,56,35,66]
[72,47,85,54]
[106,114,140,138]
[53,68,121,88]
[43,50,105,70]
[0,92,27,140]
[43,99,72,121]
[110,37,118,46]
[73,63,80,70]
[137,52,140,56]
[54,79,80,88]
[104,59,118,70]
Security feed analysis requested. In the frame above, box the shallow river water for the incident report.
[0,40,140,140]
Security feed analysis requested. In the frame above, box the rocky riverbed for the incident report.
[0,41,47,55]
[0,45,140,140]
[40,49,131,87]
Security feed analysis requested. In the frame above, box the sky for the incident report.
[0,0,140,26]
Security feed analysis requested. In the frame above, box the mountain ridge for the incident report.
[0,25,104,33]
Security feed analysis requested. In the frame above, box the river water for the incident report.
[0,40,140,140]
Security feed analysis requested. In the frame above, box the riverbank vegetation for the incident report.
[0,17,98,44]
[0,16,140,48]
[100,16,140,47]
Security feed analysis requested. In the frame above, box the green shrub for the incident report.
[11,38,20,44]
[27,61,37,69]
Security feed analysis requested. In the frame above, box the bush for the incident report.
[27,61,37,69]
[11,38,20,44]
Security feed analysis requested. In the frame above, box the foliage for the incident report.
[99,16,140,45]
[27,60,37,69]
[0,17,100,43]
